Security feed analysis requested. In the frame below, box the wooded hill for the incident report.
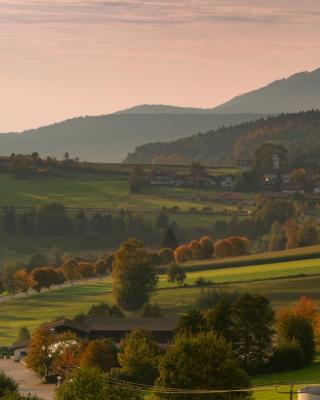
[125,110,320,164]
[213,68,320,114]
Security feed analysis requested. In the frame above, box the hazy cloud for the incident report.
[1,0,320,26]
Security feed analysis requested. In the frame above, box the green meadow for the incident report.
[2,259,320,345]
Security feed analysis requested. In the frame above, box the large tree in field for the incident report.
[156,333,251,400]
[112,238,158,311]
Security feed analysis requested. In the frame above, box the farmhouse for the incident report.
[43,317,178,345]
[10,339,30,362]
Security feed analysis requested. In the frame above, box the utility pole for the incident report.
[276,384,298,400]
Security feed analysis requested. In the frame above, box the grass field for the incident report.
[3,260,320,345]
[0,171,244,211]
[0,169,245,262]
[177,244,320,273]
[164,257,320,286]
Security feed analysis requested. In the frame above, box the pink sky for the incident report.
[1,0,320,132]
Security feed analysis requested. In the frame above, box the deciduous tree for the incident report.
[112,239,158,311]
[156,333,251,400]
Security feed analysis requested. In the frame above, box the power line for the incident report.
[105,376,312,396]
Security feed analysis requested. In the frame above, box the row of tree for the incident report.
[1,257,112,295]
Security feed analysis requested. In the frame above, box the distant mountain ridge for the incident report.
[0,67,320,162]
[212,68,320,114]
[0,113,265,162]
[116,104,214,114]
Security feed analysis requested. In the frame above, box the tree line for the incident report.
[19,294,319,400]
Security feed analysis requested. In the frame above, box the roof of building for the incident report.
[45,317,179,334]
[10,339,30,350]
[82,317,179,332]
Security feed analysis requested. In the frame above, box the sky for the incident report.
[1,0,320,132]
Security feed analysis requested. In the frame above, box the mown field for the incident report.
[159,257,320,287]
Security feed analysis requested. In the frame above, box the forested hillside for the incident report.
[125,111,320,164]
[213,68,320,114]
[0,112,263,162]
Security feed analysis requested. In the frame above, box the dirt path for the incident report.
[0,359,55,400]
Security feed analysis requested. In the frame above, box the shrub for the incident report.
[0,371,17,398]
[159,248,174,264]
[268,341,305,372]
[194,277,213,287]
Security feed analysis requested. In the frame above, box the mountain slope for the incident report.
[212,68,320,114]
[0,113,264,162]
[125,111,320,165]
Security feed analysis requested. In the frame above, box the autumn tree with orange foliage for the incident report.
[13,269,35,295]
[188,240,202,260]
[26,327,82,379]
[199,236,214,259]
[276,297,317,365]
[282,219,299,249]
[214,236,250,258]
[173,245,192,263]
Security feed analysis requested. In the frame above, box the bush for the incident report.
[0,371,18,398]
[159,248,174,265]
[194,277,213,287]
[268,341,305,372]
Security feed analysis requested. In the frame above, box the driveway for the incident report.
[0,359,55,400]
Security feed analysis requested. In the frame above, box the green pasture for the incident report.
[175,257,320,286]
[0,171,244,214]
[180,244,320,272]
[2,260,320,345]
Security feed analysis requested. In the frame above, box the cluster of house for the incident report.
[149,169,235,190]
[262,154,320,197]
[10,317,179,362]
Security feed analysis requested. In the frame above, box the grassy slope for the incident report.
[159,257,320,287]
[0,171,243,210]
[178,244,320,272]
[0,170,243,262]
[3,260,320,345]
